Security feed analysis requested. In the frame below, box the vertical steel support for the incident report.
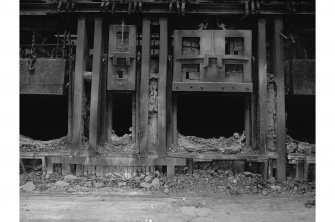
[158,17,168,156]
[89,17,105,155]
[72,16,88,155]
[244,95,252,146]
[166,54,173,148]
[139,18,151,156]
[67,56,74,141]
[274,17,286,181]
[257,18,267,155]
[172,93,178,144]
[106,92,113,142]
[99,55,108,145]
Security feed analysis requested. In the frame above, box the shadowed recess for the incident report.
[286,95,315,143]
[177,93,245,138]
[112,93,132,136]
[20,94,68,140]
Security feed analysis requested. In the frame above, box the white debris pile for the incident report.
[98,128,136,153]
[20,168,315,197]
[169,132,259,155]
[286,136,315,156]
[20,135,69,152]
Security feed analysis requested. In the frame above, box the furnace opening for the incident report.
[286,95,315,144]
[20,94,68,140]
[112,93,133,136]
[177,93,245,138]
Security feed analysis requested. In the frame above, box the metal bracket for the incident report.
[110,52,135,66]
[203,54,224,68]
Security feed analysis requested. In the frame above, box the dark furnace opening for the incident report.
[286,95,315,143]
[177,93,245,138]
[20,94,68,140]
[112,93,133,136]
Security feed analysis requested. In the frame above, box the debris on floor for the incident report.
[20,131,136,154]
[20,181,36,192]
[286,135,315,156]
[304,199,315,208]
[55,181,70,188]
[20,135,70,152]
[168,132,259,155]
[98,129,136,154]
[20,166,315,198]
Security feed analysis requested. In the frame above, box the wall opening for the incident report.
[177,93,245,138]
[182,64,200,80]
[150,21,160,74]
[182,37,200,55]
[225,37,244,55]
[20,94,68,140]
[112,93,133,136]
[286,95,315,143]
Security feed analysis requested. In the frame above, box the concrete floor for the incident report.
[20,193,315,222]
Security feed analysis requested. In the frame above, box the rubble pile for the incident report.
[286,135,315,156]
[98,130,136,153]
[20,135,70,152]
[164,169,265,194]
[165,169,314,196]
[20,167,314,197]
[168,132,259,155]
[20,131,136,153]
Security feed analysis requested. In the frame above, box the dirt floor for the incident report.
[19,149,315,221]
[20,193,315,222]
[19,165,315,222]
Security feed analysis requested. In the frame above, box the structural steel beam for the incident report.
[99,55,108,144]
[166,54,173,148]
[67,56,74,140]
[89,17,105,155]
[139,18,151,156]
[106,92,113,142]
[257,17,267,155]
[20,2,315,15]
[72,16,88,155]
[273,17,286,181]
[157,17,168,156]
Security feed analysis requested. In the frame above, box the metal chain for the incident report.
[27,32,37,72]
[68,31,72,56]
[31,32,36,55]
[62,30,67,58]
